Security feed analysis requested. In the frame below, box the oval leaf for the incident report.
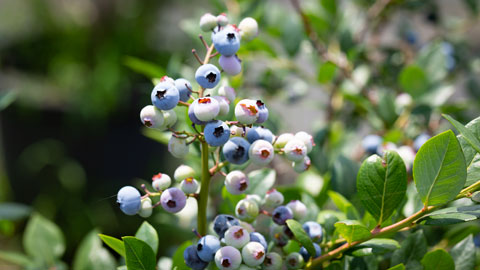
[349,238,400,257]
[391,230,427,269]
[334,220,370,244]
[135,221,159,256]
[98,234,125,257]
[421,249,455,270]
[23,213,65,263]
[73,230,116,270]
[443,114,480,154]
[450,235,475,270]
[357,151,407,224]
[123,236,156,270]
[413,130,467,206]
[286,219,316,256]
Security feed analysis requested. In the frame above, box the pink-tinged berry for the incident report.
[151,173,171,191]
[216,13,229,26]
[218,85,236,103]
[284,139,307,162]
[242,241,266,267]
[224,225,250,248]
[140,105,164,129]
[293,156,311,173]
[264,189,284,207]
[219,55,242,76]
[294,131,314,153]
[214,246,242,270]
[225,170,249,195]
[248,139,274,166]
[235,99,259,124]
[286,200,307,220]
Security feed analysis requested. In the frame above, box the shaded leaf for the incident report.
[417,205,480,225]
[443,114,480,154]
[0,203,31,221]
[0,251,33,266]
[456,116,480,187]
[318,62,337,84]
[286,219,316,256]
[334,220,370,243]
[171,240,192,270]
[328,191,360,220]
[450,235,475,270]
[123,56,165,79]
[99,234,125,257]
[348,238,400,257]
[391,230,427,270]
[399,65,428,97]
[123,236,156,270]
[421,249,455,270]
[246,168,276,196]
[388,264,405,270]
[135,221,159,256]
[73,230,116,270]
[23,214,65,263]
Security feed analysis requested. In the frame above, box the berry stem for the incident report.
[197,140,211,236]
[192,49,204,65]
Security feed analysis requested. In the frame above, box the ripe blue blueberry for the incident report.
[223,137,251,165]
[160,187,187,213]
[284,139,307,162]
[184,245,208,270]
[151,81,180,110]
[255,100,269,124]
[195,64,221,89]
[204,120,230,147]
[188,99,208,125]
[250,232,268,250]
[414,133,431,152]
[219,55,242,76]
[246,126,274,143]
[117,186,142,215]
[214,246,242,270]
[174,78,192,102]
[241,241,266,267]
[196,235,221,262]
[225,225,250,248]
[264,252,283,270]
[140,105,164,129]
[264,189,284,207]
[225,170,249,195]
[248,139,274,166]
[152,173,171,191]
[286,200,307,220]
[299,243,321,261]
[272,206,293,225]
[302,221,323,243]
[212,25,240,56]
[235,99,259,124]
[362,134,382,155]
[180,177,199,194]
[286,252,304,269]
[213,214,241,238]
[193,97,220,121]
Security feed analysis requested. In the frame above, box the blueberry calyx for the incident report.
[214,127,224,137]
[227,33,236,40]
[206,73,217,83]
[167,200,176,208]
[197,243,203,251]
[221,259,231,267]
[156,90,166,99]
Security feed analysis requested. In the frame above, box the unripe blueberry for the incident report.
[138,197,153,218]
[223,137,251,165]
[215,246,242,270]
[299,243,321,261]
[193,97,220,122]
[294,131,314,153]
[264,189,284,207]
[117,186,142,216]
[246,126,274,143]
[272,206,293,225]
[212,25,240,56]
[168,136,189,158]
[159,75,175,85]
[188,99,208,125]
[180,177,199,194]
[174,78,192,102]
[218,85,236,103]
[225,226,250,248]
[204,120,230,147]
[216,13,229,26]
[174,165,195,182]
[230,125,244,137]
[160,187,187,213]
[152,173,172,191]
[293,156,311,173]
[302,221,323,243]
[414,133,431,152]
[219,55,242,76]
[286,200,307,220]
[225,170,249,195]
[249,139,275,166]
[235,199,259,222]
[242,241,265,267]
[246,194,262,205]
[270,225,289,246]
[286,252,304,269]
[362,134,382,155]
[274,133,295,150]
[250,232,268,250]
[140,105,164,129]
[212,96,230,116]
[238,17,259,41]
[284,139,307,162]
[195,64,221,89]
[196,235,221,262]
[264,252,283,270]
[162,109,177,128]
[151,81,180,110]
[213,214,241,238]
[255,100,269,124]
[184,245,208,270]
[235,99,259,124]
[238,265,256,270]
[200,13,218,32]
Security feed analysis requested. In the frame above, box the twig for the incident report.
[199,34,209,49]
[192,49,204,65]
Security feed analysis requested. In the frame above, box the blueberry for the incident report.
[223,137,251,165]
[196,235,221,262]
[219,55,242,76]
[152,173,171,191]
[138,197,153,218]
[284,139,307,162]
[184,245,208,270]
[235,99,259,124]
[255,100,269,124]
[302,221,323,243]
[294,131,314,153]
[160,187,187,213]
[286,200,307,220]
[214,246,242,270]
[413,133,431,152]
[274,133,294,150]
[212,96,230,116]
[193,97,220,122]
[270,225,289,247]
[151,81,180,110]
[362,135,382,155]
[212,25,240,56]
[245,194,262,205]
[213,214,241,238]
[204,120,230,147]
[180,177,199,194]
[242,241,266,267]
[174,165,195,182]
[168,136,189,158]
[117,186,142,215]
[246,126,274,143]
[292,156,311,173]
[225,170,249,195]
[188,99,208,125]
[286,252,304,269]
[140,105,164,129]
[162,109,177,129]
[250,232,267,250]
[272,206,293,225]
[235,199,259,222]
[248,139,274,166]
[264,189,284,207]
[299,243,321,261]
[238,17,259,41]
[216,13,229,27]
[195,64,221,89]
[174,78,192,102]
[264,252,283,270]
[218,86,236,103]
[225,226,250,248]
[199,13,217,32]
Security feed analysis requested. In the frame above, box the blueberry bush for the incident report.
[3,0,480,270]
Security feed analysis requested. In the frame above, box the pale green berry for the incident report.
[294,131,314,153]
[286,252,304,269]
[168,136,189,158]
[238,17,258,41]
[174,165,195,182]
[264,252,283,270]
[235,199,259,222]
[138,197,153,218]
[140,105,164,129]
[239,221,255,233]
[241,241,265,267]
[274,133,294,150]
[162,109,177,128]
[293,156,311,173]
[200,13,217,32]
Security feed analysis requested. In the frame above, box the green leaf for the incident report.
[443,114,480,154]
[135,221,159,256]
[99,234,126,257]
[245,168,276,196]
[328,191,360,220]
[450,235,475,270]
[23,213,65,263]
[455,116,480,186]
[123,56,165,79]
[421,249,455,270]
[73,230,116,270]
[388,264,405,270]
[0,251,33,266]
[334,220,370,243]
[357,151,407,224]
[465,154,480,187]
[0,203,31,221]
[348,238,400,257]
[391,230,427,270]
[317,62,337,84]
[417,205,480,225]
[413,130,467,206]
[398,65,429,97]
[286,219,316,256]
[123,236,156,270]
[171,240,192,270]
